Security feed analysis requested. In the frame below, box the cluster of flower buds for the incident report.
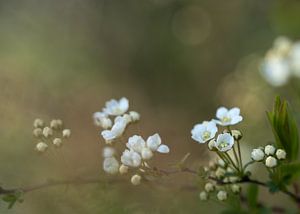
[93,97,140,144]
[251,144,286,168]
[33,118,71,153]
[261,36,300,87]
[95,98,170,185]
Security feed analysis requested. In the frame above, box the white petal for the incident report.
[119,97,129,112]
[157,144,170,153]
[230,116,243,125]
[228,108,240,117]
[146,133,161,151]
[216,107,228,119]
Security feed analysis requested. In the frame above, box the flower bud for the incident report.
[217,190,227,201]
[123,114,132,124]
[103,147,115,158]
[204,183,214,192]
[231,184,241,193]
[264,145,276,155]
[33,128,43,137]
[36,142,48,152]
[276,149,286,160]
[62,129,71,138]
[251,148,264,161]
[265,156,277,168]
[50,119,63,130]
[199,191,208,201]
[103,157,119,174]
[131,174,142,185]
[33,118,44,128]
[119,164,129,174]
[231,130,242,140]
[53,138,63,147]
[141,147,153,160]
[43,127,53,138]
[208,139,216,151]
[129,111,140,122]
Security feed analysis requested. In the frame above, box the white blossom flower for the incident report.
[36,142,48,152]
[265,156,277,168]
[102,147,115,158]
[101,116,127,142]
[204,183,214,192]
[121,149,142,168]
[215,133,234,152]
[215,107,243,126]
[33,118,44,128]
[191,121,218,143]
[50,119,63,130]
[231,184,241,193]
[103,97,129,116]
[217,190,228,201]
[53,138,63,147]
[129,111,140,122]
[146,133,170,154]
[43,127,53,138]
[215,167,226,178]
[103,157,119,174]
[126,135,146,153]
[273,36,292,56]
[141,147,153,160]
[119,164,129,174]
[62,129,71,138]
[199,191,208,201]
[131,174,142,185]
[276,149,287,160]
[264,145,276,155]
[33,128,43,137]
[93,112,112,129]
[251,148,265,161]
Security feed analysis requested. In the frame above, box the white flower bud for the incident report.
[204,183,214,192]
[62,129,71,138]
[217,190,227,201]
[42,127,53,138]
[119,164,129,174]
[231,184,241,193]
[33,118,44,128]
[199,191,208,201]
[276,149,287,160]
[36,142,48,152]
[264,145,276,155]
[50,119,63,129]
[231,130,242,140]
[141,147,153,160]
[251,148,265,161]
[33,128,43,137]
[215,167,226,179]
[208,139,216,150]
[103,157,119,174]
[265,156,277,168]
[129,111,140,122]
[123,114,132,124]
[131,174,142,185]
[102,147,115,158]
[53,138,63,147]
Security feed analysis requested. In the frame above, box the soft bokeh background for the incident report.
[0,0,299,213]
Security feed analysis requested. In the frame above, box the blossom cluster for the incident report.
[32,118,71,153]
[261,36,300,87]
[251,144,286,168]
[94,98,170,185]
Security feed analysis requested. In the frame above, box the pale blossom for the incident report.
[204,183,214,192]
[251,148,265,161]
[217,190,228,201]
[62,129,71,138]
[129,111,140,122]
[53,138,63,147]
[141,147,153,160]
[131,174,142,185]
[264,145,276,155]
[265,156,277,168]
[119,164,129,174]
[43,127,53,138]
[191,121,218,143]
[121,149,142,168]
[231,184,241,193]
[146,133,169,154]
[93,112,112,129]
[126,135,146,153]
[101,116,127,142]
[33,118,44,128]
[215,107,243,126]
[103,157,119,174]
[102,147,115,158]
[276,149,286,160]
[103,97,129,116]
[215,133,234,152]
[36,142,48,152]
[199,191,208,201]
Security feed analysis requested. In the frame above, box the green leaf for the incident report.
[247,184,259,210]
[279,162,300,183]
[267,96,299,161]
[1,191,23,209]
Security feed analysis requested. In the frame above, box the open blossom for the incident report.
[126,135,146,153]
[93,112,112,129]
[103,97,129,116]
[146,133,170,154]
[215,133,234,152]
[101,116,128,142]
[121,149,142,167]
[251,148,265,161]
[103,157,119,174]
[191,121,218,143]
[215,107,243,126]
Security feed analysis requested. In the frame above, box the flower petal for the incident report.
[157,144,170,153]
[216,107,228,119]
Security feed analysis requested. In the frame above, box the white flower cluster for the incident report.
[191,107,243,152]
[251,144,286,168]
[96,98,170,186]
[261,36,300,87]
[93,97,140,143]
[33,118,71,153]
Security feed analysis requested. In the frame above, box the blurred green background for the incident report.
[0,0,299,213]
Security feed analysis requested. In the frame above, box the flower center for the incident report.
[202,131,211,140]
[218,141,229,149]
[222,116,231,123]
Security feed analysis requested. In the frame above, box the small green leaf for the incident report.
[2,191,23,209]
